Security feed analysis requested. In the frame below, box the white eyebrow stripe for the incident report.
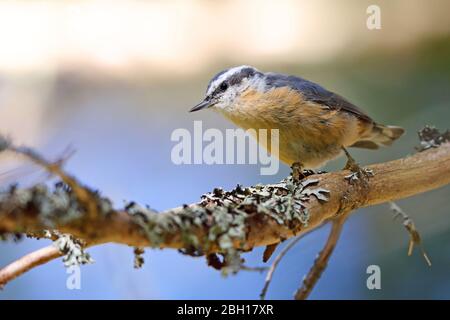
[207,65,253,96]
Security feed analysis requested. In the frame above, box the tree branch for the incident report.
[294,214,347,300]
[260,233,306,300]
[1,136,450,293]
[0,245,61,288]
[2,143,450,248]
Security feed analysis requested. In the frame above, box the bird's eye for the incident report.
[219,82,228,91]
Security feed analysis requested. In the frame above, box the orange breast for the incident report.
[218,87,369,167]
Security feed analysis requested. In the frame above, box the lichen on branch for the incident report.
[1,127,450,297]
[0,147,330,273]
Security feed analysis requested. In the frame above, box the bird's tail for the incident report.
[351,124,405,150]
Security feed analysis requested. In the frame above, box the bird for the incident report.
[190,65,404,176]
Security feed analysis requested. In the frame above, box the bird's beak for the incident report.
[190,98,213,112]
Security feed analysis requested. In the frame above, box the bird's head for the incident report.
[190,65,265,113]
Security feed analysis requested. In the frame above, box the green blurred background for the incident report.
[0,0,449,299]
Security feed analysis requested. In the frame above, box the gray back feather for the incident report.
[265,72,373,123]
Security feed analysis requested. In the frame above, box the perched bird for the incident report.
[190,65,404,172]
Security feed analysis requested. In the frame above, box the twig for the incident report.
[260,235,304,300]
[389,201,432,266]
[5,141,98,218]
[0,245,62,288]
[239,265,268,273]
[294,214,347,300]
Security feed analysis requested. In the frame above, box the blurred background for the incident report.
[1,0,450,299]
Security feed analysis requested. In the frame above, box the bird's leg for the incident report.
[342,148,373,183]
[291,162,304,183]
[291,162,325,183]
[342,148,359,172]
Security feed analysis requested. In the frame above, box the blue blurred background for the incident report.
[0,0,450,299]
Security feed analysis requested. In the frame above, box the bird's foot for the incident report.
[342,148,374,184]
[291,163,321,183]
[302,169,318,177]
[291,162,304,183]
[345,167,374,183]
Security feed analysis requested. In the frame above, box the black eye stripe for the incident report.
[208,67,262,97]
[211,82,228,96]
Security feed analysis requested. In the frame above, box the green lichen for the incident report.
[416,126,450,152]
[199,176,329,274]
[0,182,114,268]
[133,247,145,269]
[0,164,330,276]
[52,232,94,266]
[202,177,329,228]
[0,182,114,230]
[124,174,329,275]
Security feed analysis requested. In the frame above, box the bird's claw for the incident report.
[291,162,304,183]
[291,163,323,183]
[345,167,374,183]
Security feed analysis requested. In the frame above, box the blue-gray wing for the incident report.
[265,73,374,123]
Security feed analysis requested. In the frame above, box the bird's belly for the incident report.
[220,101,362,168]
[225,116,345,168]
[278,136,343,168]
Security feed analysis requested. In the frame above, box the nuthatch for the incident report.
[190,65,404,172]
